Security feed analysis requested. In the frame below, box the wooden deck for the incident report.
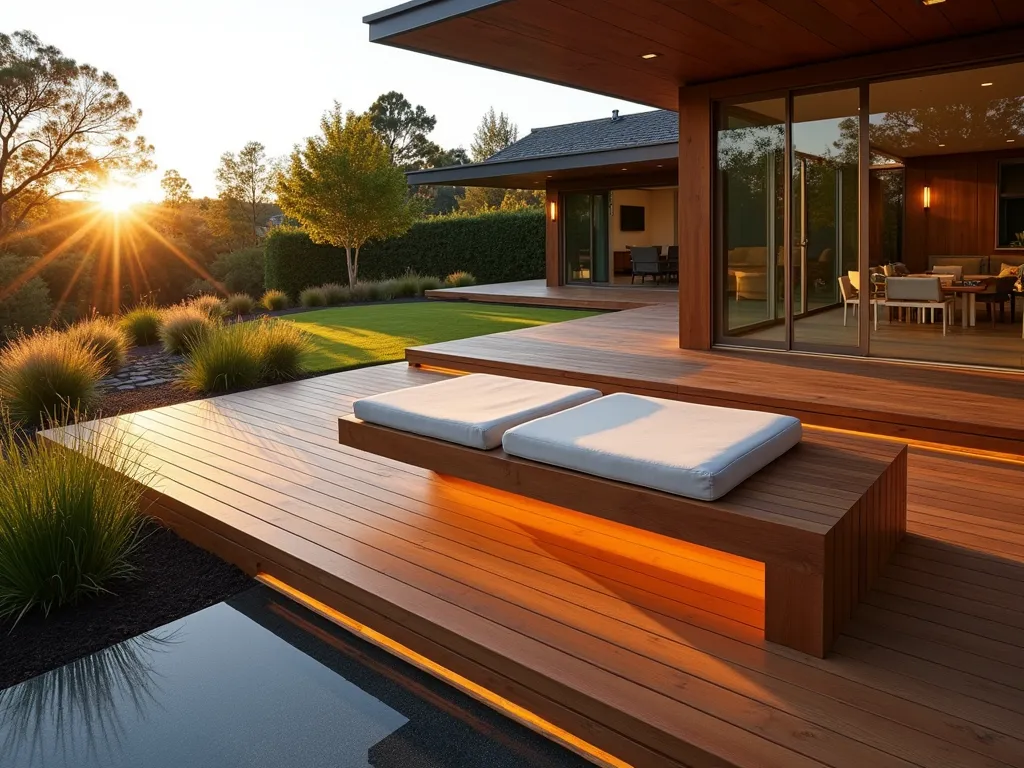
[408,303,1024,454]
[47,363,1024,768]
[425,279,677,310]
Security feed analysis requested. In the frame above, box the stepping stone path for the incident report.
[100,353,181,392]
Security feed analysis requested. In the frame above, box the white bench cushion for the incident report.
[352,374,602,450]
[502,393,802,501]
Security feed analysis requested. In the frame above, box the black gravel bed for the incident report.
[0,525,253,691]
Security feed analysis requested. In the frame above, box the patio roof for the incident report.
[407,109,678,188]
[364,1,1024,109]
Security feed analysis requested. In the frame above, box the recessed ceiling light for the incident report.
[921,0,945,5]
[938,143,946,147]
[982,82,994,87]
[657,164,663,168]
[641,53,659,60]
[1008,139,1016,143]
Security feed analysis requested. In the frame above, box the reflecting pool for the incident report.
[0,586,591,768]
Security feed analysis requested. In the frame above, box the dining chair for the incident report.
[932,265,963,280]
[839,276,860,327]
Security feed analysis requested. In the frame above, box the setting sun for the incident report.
[94,184,143,213]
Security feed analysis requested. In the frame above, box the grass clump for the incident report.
[224,293,256,317]
[321,283,350,305]
[393,272,422,298]
[444,271,476,288]
[417,275,442,293]
[187,294,225,320]
[158,305,216,355]
[119,304,163,346]
[252,319,312,383]
[299,286,327,308]
[179,323,262,393]
[66,317,129,375]
[260,289,289,311]
[0,331,104,427]
[181,319,311,392]
[0,419,148,623]
[348,282,374,302]
[367,279,396,302]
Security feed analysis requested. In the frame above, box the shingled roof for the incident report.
[485,109,677,163]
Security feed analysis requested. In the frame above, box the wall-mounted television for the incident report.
[620,205,645,232]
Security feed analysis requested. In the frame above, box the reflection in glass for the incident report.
[791,88,860,348]
[716,99,786,342]
[868,62,1024,368]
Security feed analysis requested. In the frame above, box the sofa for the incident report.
[928,254,1024,276]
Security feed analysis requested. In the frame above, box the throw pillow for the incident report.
[998,263,1021,278]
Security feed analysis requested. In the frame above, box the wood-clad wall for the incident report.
[677,86,713,351]
[903,148,1024,272]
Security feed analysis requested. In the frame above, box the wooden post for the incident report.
[678,85,713,350]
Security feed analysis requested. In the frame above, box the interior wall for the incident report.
[609,188,678,253]
[903,148,1024,272]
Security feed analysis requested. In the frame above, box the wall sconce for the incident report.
[923,186,931,210]
[549,200,558,222]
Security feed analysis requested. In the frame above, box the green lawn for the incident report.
[288,302,599,373]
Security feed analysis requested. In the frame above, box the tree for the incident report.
[367,91,439,169]
[415,146,469,216]
[160,169,192,208]
[277,105,413,286]
[459,186,505,215]
[216,141,275,245]
[0,30,153,237]
[470,107,518,162]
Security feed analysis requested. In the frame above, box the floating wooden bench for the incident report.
[339,416,907,657]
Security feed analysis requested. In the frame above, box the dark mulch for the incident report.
[97,380,210,416]
[0,525,253,691]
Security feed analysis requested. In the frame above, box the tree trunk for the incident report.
[345,246,359,286]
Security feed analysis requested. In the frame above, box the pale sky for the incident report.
[6,0,649,200]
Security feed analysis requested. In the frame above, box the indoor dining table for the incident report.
[913,274,995,328]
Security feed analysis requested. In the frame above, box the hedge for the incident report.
[264,209,544,297]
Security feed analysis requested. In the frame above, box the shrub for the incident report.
[321,282,350,305]
[188,293,225,320]
[0,419,148,622]
[210,247,264,297]
[0,254,54,341]
[159,305,215,355]
[119,304,163,346]
[299,286,327,307]
[264,210,543,296]
[0,331,104,426]
[180,323,262,393]
[185,278,216,297]
[445,271,477,288]
[224,293,256,317]
[66,317,129,375]
[253,319,312,383]
[417,275,442,293]
[260,289,289,311]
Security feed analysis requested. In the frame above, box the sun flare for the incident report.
[94,184,143,213]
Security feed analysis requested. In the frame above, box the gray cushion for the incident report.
[930,256,985,275]
[352,374,602,450]
[502,393,802,501]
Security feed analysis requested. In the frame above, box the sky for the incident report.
[5,0,650,201]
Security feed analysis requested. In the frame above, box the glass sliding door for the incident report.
[715,99,786,344]
[790,88,861,350]
[563,192,609,284]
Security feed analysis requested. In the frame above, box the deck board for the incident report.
[407,302,1024,452]
[425,280,677,310]
[45,363,1024,768]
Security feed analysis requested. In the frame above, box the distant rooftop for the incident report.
[485,109,677,164]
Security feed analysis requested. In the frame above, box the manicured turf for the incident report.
[288,302,600,373]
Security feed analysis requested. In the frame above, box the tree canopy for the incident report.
[276,105,413,286]
[471,107,518,162]
[368,91,439,170]
[160,169,192,208]
[0,30,153,236]
[215,141,276,245]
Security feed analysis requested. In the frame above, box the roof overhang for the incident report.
[407,142,678,189]
[366,1,1024,110]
